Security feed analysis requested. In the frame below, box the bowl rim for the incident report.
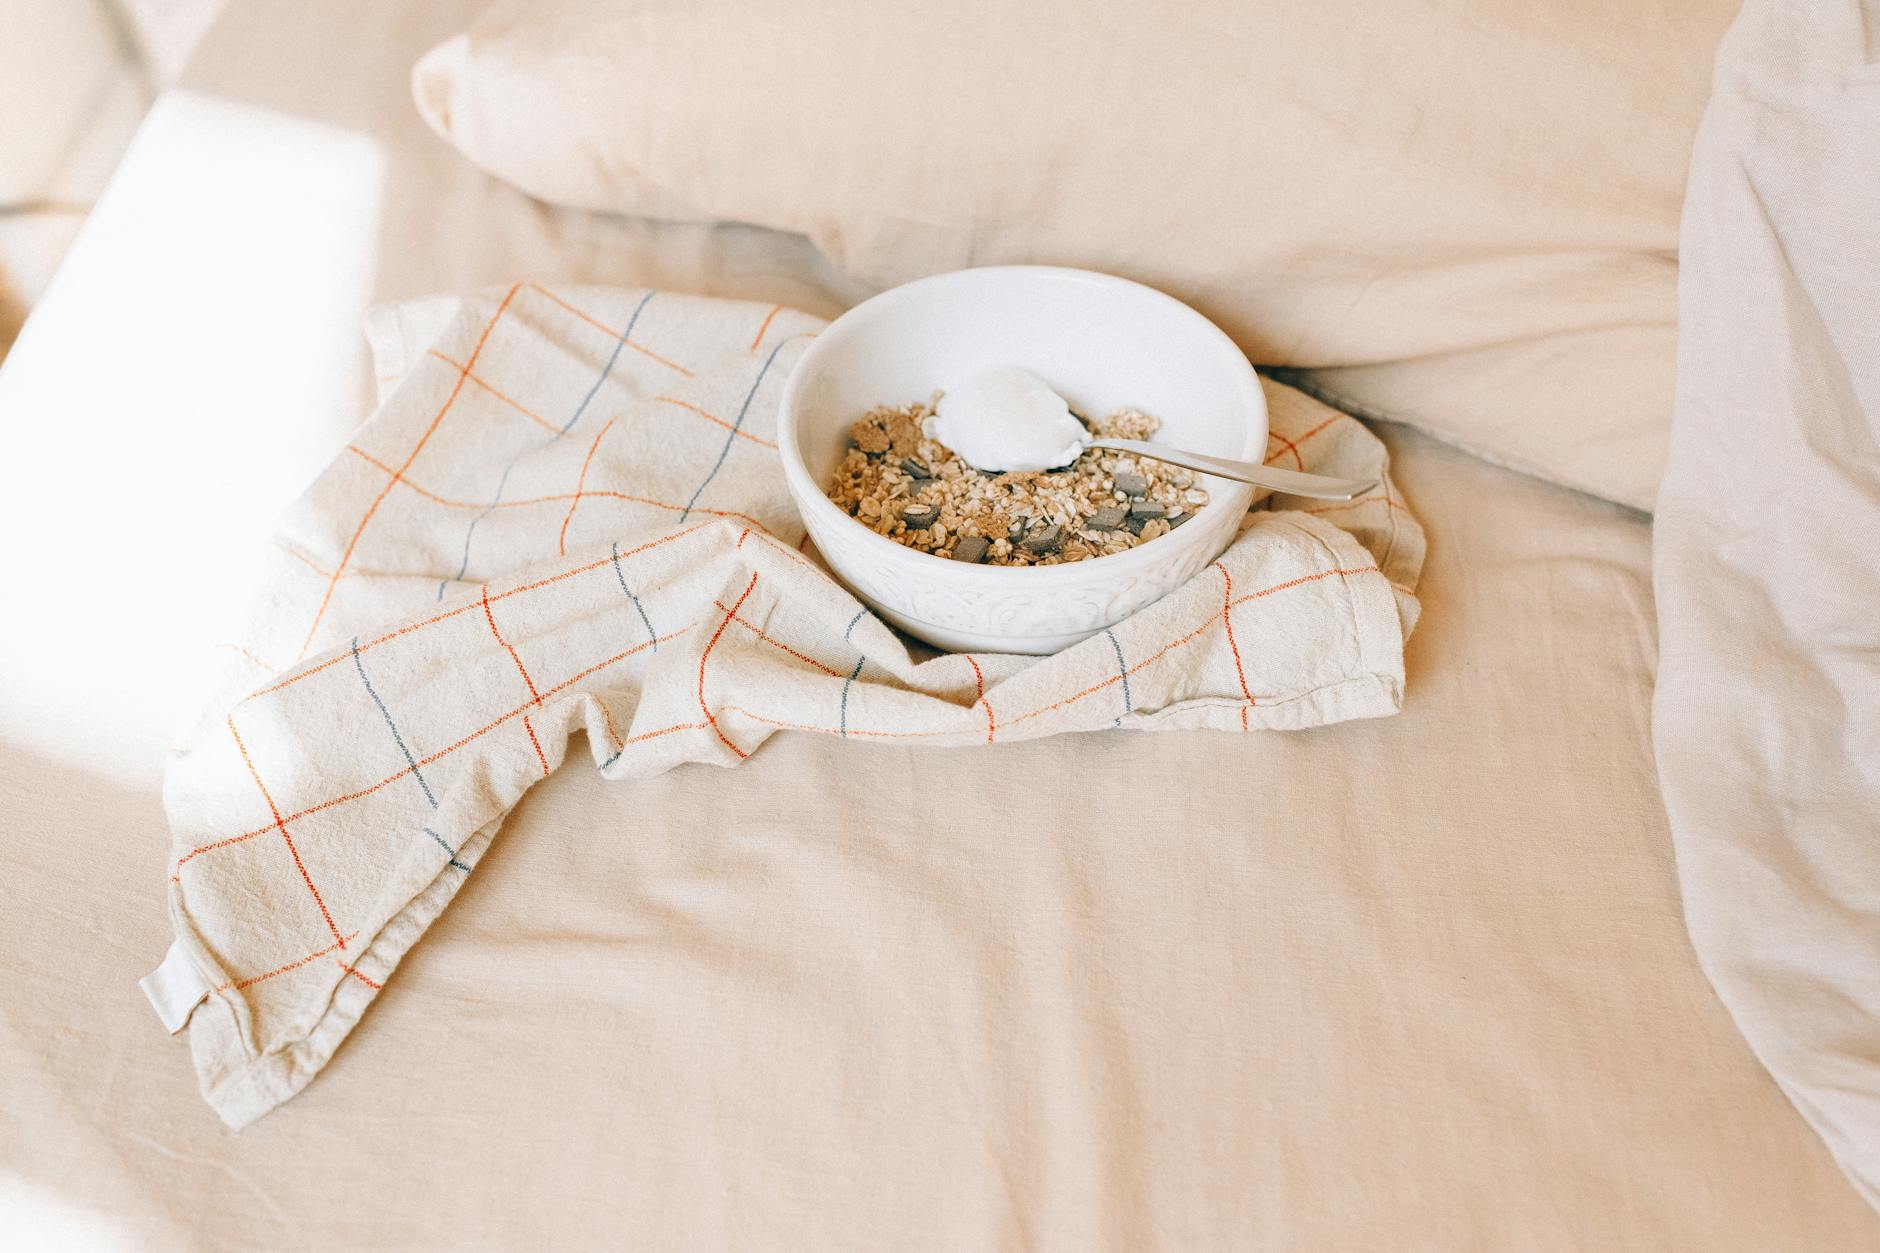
[775,264,1267,585]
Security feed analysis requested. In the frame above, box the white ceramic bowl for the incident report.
[777,266,1265,654]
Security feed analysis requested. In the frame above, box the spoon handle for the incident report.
[1087,438,1378,502]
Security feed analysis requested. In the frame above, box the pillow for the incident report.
[413,0,1737,511]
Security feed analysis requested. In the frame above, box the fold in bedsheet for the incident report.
[1653,0,1880,1211]
[154,284,1423,1125]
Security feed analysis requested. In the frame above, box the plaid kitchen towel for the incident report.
[152,284,1424,1125]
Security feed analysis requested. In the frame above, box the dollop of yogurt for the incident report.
[924,366,1088,473]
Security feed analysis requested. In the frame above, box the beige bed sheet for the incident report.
[0,0,1874,1248]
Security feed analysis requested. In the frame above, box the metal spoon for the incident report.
[1082,438,1377,501]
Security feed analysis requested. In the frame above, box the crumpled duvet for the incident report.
[1653,0,1880,1211]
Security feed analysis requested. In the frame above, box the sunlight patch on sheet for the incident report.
[0,1171,144,1251]
[0,91,384,782]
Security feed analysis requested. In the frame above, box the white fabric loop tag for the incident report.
[140,940,211,1035]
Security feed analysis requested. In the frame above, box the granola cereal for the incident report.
[825,399,1208,566]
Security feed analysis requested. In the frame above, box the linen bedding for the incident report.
[414,0,1743,512]
[1653,0,1880,1210]
[0,0,1876,1248]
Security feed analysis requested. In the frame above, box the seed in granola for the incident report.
[1021,524,1062,555]
[1088,505,1127,532]
[952,535,991,563]
[903,504,940,529]
[1114,471,1148,497]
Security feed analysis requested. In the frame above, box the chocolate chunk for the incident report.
[1124,514,1149,535]
[900,458,932,479]
[1168,510,1193,529]
[1087,505,1127,532]
[1128,501,1166,520]
[1021,524,1062,555]
[902,504,940,530]
[1114,472,1148,497]
[951,535,991,563]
